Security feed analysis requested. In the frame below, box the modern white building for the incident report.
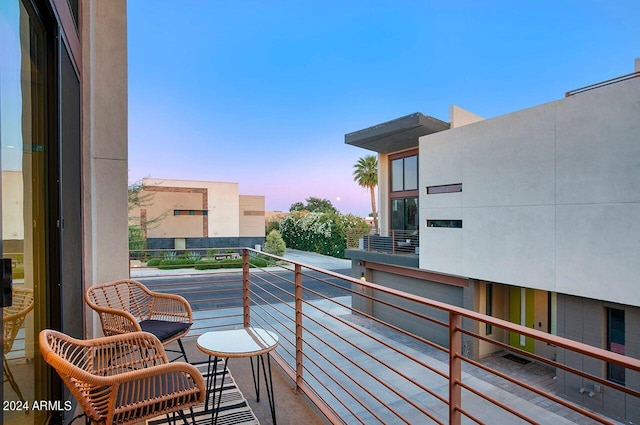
[345,62,640,423]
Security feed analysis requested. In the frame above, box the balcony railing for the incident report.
[129,248,640,424]
[346,228,419,255]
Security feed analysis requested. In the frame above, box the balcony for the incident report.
[129,248,640,424]
[347,228,419,256]
[344,228,420,270]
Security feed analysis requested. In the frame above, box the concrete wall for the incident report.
[81,0,129,337]
[419,77,640,307]
[143,178,242,238]
[147,237,264,251]
[144,190,205,238]
[206,181,240,237]
[556,295,640,424]
[371,270,464,348]
[450,105,484,129]
[239,195,266,237]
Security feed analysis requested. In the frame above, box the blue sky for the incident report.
[128,1,639,216]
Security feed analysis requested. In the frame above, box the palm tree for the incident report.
[353,155,378,229]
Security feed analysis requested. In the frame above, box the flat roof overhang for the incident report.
[345,112,450,154]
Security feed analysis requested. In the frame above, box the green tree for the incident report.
[279,210,368,258]
[353,155,378,229]
[289,197,338,214]
[265,217,281,235]
[128,180,169,250]
[128,225,145,251]
[264,230,286,257]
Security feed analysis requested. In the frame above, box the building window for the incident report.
[426,220,462,228]
[427,183,462,194]
[391,197,418,231]
[607,308,625,385]
[391,155,418,192]
[174,209,208,216]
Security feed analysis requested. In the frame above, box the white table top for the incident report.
[196,327,279,358]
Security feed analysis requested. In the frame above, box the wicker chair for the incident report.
[39,329,205,425]
[3,287,34,402]
[85,279,192,362]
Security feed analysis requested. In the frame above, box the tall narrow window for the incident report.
[391,154,418,192]
[607,308,625,385]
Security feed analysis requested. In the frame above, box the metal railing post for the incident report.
[391,230,396,254]
[242,248,251,327]
[449,312,462,425]
[295,264,304,391]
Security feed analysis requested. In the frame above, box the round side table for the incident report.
[197,327,279,424]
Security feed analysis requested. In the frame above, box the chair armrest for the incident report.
[40,329,202,425]
[90,306,142,336]
[40,331,169,378]
[148,291,193,323]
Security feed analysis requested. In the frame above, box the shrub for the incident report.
[194,259,222,270]
[146,258,162,267]
[128,225,145,251]
[186,251,202,262]
[193,257,269,270]
[158,258,196,269]
[279,210,369,258]
[265,217,281,234]
[264,230,286,257]
[249,257,269,268]
[13,264,24,280]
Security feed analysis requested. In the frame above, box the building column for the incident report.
[81,0,129,338]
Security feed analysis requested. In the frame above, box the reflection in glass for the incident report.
[1,1,48,423]
[391,158,403,192]
[391,197,418,231]
[391,155,418,192]
[404,155,418,191]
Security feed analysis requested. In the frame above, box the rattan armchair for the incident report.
[85,279,192,362]
[39,329,205,425]
[3,287,34,402]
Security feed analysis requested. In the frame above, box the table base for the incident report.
[205,354,277,425]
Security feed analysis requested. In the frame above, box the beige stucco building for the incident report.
[130,178,265,249]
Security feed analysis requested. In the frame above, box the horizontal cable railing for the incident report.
[346,228,419,255]
[130,248,640,424]
[129,247,266,277]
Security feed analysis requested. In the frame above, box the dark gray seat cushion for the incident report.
[139,320,191,342]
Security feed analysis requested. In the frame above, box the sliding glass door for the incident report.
[1,1,50,423]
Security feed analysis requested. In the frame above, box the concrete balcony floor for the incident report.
[182,337,326,425]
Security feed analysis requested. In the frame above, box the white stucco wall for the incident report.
[450,105,484,128]
[419,77,640,306]
[206,182,240,237]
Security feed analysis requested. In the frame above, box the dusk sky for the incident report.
[127,1,639,216]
